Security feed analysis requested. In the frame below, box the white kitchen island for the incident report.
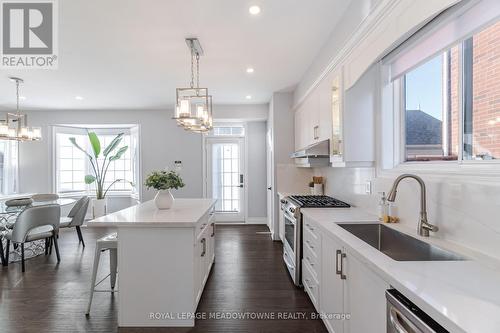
[88,199,216,328]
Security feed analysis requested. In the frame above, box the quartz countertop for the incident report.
[88,199,216,227]
[302,207,500,333]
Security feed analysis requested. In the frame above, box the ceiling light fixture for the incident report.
[249,5,261,15]
[75,95,84,100]
[246,67,255,73]
[0,77,42,142]
[173,38,213,133]
[246,95,252,100]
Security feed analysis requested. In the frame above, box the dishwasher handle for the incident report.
[389,306,422,333]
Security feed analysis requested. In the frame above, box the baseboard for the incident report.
[246,217,268,224]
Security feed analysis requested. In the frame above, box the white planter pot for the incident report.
[154,190,174,209]
[92,198,108,218]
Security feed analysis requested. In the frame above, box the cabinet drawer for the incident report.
[302,260,320,311]
[303,241,319,278]
[303,224,319,256]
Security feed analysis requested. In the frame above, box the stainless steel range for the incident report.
[281,195,350,286]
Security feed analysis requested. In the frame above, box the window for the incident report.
[404,47,459,161]
[211,125,245,136]
[54,126,139,196]
[0,141,18,195]
[463,21,500,160]
[401,19,500,163]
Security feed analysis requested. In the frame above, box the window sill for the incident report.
[58,191,137,199]
[378,161,500,183]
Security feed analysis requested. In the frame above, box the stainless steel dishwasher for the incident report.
[386,289,449,333]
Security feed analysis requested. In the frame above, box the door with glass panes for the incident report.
[205,137,245,222]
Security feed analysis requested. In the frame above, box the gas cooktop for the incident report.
[288,195,351,208]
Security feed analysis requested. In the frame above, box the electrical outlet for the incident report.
[365,181,372,194]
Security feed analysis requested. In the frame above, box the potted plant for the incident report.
[69,132,131,218]
[145,170,185,209]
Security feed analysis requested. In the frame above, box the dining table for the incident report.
[0,198,76,266]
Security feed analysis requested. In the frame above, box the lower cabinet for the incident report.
[303,223,389,333]
[194,213,216,307]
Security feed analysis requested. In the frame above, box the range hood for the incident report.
[291,139,330,168]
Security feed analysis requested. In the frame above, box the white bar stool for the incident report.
[86,232,118,315]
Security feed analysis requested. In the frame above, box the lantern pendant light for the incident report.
[0,77,42,142]
[173,38,213,133]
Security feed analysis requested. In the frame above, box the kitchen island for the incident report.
[88,199,216,328]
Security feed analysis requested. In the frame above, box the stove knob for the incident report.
[280,199,286,204]
[289,207,295,214]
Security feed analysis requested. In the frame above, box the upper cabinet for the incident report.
[294,65,376,167]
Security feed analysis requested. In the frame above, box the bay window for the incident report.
[53,125,139,197]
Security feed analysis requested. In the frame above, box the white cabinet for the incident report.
[293,65,376,167]
[303,223,389,333]
[320,233,344,333]
[344,253,388,333]
[194,211,216,306]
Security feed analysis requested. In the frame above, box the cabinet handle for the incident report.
[306,256,314,266]
[340,252,346,280]
[335,250,342,275]
[313,125,319,140]
[201,238,206,257]
[211,223,215,237]
[200,223,207,230]
[306,240,314,249]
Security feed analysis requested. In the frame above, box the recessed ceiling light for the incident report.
[246,95,252,100]
[246,67,255,74]
[249,5,261,15]
[75,96,84,100]
[19,96,26,100]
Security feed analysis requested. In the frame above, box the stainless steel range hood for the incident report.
[291,139,330,167]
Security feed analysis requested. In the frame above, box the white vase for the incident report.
[92,198,107,218]
[313,183,324,195]
[154,190,174,209]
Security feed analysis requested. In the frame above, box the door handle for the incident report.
[267,186,272,190]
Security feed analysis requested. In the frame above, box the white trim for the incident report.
[246,217,268,225]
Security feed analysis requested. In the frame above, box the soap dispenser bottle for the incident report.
[378,192,389,222]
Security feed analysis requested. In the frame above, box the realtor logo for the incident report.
[1,0,58,68]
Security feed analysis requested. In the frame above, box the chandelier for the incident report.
[0,77,42,141]
[173,38,213,133]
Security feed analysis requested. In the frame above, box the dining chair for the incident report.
[4,204,61,272]
[59,196,90,247]
[31,193,59,202]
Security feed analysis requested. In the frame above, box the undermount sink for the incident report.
[337,223,466,261]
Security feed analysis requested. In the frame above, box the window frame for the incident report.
[51,125,141,198]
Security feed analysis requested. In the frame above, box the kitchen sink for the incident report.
[337,223,466,261]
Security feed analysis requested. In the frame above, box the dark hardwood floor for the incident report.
[0,225,327,333]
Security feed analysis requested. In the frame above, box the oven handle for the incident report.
[283,251,295,271]
[283,211,297,223]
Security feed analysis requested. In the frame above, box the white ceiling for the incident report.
[0,0,349,111]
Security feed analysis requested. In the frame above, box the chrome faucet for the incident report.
[387,174,438,237]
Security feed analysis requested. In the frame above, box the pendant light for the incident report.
[0,77,42,142]
[173,38,213,133]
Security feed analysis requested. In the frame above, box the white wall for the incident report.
[246,121,267,219]
[18,109,204,204]
[213,104,268,122]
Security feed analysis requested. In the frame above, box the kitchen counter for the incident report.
[88,199,216,227]
[302,207,500,333]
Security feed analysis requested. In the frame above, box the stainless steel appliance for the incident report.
[386,289,449,333]
[281,195,350,286]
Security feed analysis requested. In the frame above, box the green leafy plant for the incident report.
[69,131,132,199]
[145,170,185,191]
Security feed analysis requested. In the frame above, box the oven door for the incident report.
[283,210,301,286]
[284,212,296,252]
